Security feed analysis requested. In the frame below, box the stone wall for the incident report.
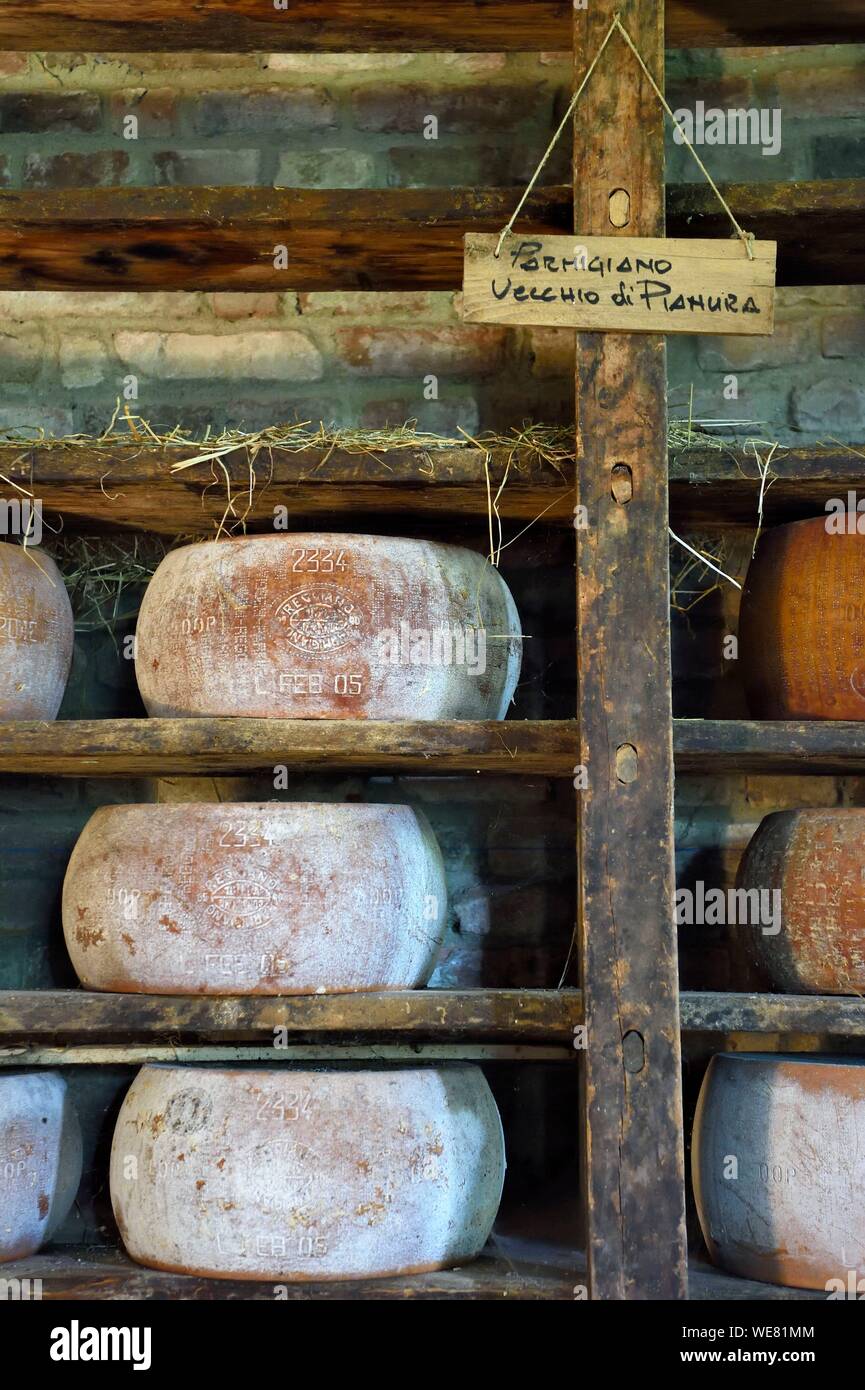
[0,44,862,441]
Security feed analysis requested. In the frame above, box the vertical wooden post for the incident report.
[573,0,688,1298]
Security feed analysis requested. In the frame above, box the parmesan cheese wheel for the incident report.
[693,1053,865,1290]
[737,809,865,995]
[111,1064,506,1280]
[740,516,865,720]
[62,802,447,995]
[0,543,73,719]
[134,533,522,720]
[0,1073,82,1263]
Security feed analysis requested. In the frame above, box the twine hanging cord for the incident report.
[494,11,755,262]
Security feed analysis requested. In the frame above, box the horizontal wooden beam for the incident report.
[3,1243,824,1301]
[4,719,864,777]
[667,180,865,287]
[670,444,865,528]
[0,181,857,291]
[4,440,861,535]
[0,988,581,1045]
[0,185,570,293]
[0,1,856,52]
[0,441,576,532]
[0,718,577,776]
[0,1043,572,1064]
[3,1245,574,1301]
[674,719,865,775]
[681,991,865,1037]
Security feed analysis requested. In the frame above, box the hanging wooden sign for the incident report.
[462,232,776,336]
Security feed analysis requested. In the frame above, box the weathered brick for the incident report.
[823,311,865,359]
[386,143,520,187]
[153,149,260,186]
[353,83,550,134]
[108,88,178,138]
[0,92,101,134]
[114,330,323,382]
[0,329,46,383]
[697,320,810,372]
[0,290,204,319]
[298,291,447,319]
[59,335,111,389]
[0,405,74,436]
[265,54,414,74]
[359,396,480,435]
[274,148,375,188]
[812,132,865,179]
[210,293,281,321]
[438,55,508,75]
[776,66,865,119]
[191,88,337,136]
[23,151,129,189]
[791,377,865,432]
[334,326,507,377]
[666,74,754,111]
[0,55,28,76]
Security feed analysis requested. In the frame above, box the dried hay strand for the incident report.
[44,533,175,638]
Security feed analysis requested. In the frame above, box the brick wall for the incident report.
[0,45,863,440]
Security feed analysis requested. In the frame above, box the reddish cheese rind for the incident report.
[0,1072,83,1263]
[737,808,865,995]
[693,1053,865,1290]
[111,1063,506,1280]
[134,533,522,720]
[0,544,73,719]
[740,516,865,720]
[62,801,448,995]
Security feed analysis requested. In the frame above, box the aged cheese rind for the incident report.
[740,517,865,720]
[0,1073,83,1263]
[693,1053,865,1290]
[134,533,522,720]
[111,1064,506,1280]
[0,544,73,719]
[62,801,448,995]
[737,808,865,995]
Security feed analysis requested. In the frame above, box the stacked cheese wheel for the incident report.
[0,1073,82,1263]
[111,1064,506,1280]
[135,533,522,720]
[693,1053,865,1290]
[63,802,447,996]
[740,516,865,720]
[0,544,73,719]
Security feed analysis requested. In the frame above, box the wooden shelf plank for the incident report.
[0,988,581,1045]
[670,444,865,529]
[0,1,857,52]
[4,719,865,777]
[0,185,569,293]
[674,719,865,775]
[0,1244,574,1300]
[3,437,862,535]
[0,718,577,776]
[3,1242,820,1301]
[667,179,865,287]
[681,991,865,1037]
[0,441,575,533]
[0,181,856,292]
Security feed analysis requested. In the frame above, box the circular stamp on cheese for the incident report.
[275,584,365,656]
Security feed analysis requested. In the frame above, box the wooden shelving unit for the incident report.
[1,0,864,1302]
[0,179,860,290]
